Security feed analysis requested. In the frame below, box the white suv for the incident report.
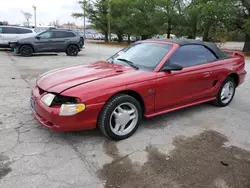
[0,26,36,48]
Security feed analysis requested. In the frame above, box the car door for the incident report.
[51,31,74,52]
[155,44,218,111]
[34,31,55,52]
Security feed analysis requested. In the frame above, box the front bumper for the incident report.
[9,41,20,53]
[9,41,19,48]
[30,86,104,131]
[0,44,10,48]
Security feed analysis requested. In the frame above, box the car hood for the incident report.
[37,61,134,93]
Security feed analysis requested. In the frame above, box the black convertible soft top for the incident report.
[146,39,228,59]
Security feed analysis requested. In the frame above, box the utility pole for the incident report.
[108,0,111,43]
[83,0,86,39]
[32,5,37,27]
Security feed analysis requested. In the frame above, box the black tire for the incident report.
[98,94,142,141]
[20,45,33,56]
[66,45,79,56]
[79,37,84,48]
[213,77,236,107]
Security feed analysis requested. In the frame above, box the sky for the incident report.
[0,0,87,26]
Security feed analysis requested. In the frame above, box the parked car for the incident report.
[30,39,246,140]
[111,34,118,41]
[93,33,105,40]
[0,26,36,48]
[10,29,84,56]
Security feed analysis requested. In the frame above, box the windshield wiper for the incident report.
[117,58,139,70]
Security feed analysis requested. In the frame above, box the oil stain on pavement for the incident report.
[0,155,12,180]
[98,130,250,188]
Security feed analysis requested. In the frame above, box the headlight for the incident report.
[41,93,55,106]
[52,95,78,105]
[59,104,86,116]
[41,93,85,116]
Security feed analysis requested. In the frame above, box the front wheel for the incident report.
[66,45,79,56]
[98,94,142,141]
[213,77,236,107]
[20,45,33,56]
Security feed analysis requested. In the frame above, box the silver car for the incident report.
[0,26,36,48]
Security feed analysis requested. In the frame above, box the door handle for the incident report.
[203,71,211,77]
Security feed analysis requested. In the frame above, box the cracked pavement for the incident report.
[0,42,250,188]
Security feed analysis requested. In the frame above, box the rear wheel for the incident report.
[66,45,79,56]
[20,45,33,56]
[213,77,236,107]
[98,94,142,141]
[79,37,84,48]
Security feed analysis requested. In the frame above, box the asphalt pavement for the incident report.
[0,42,250,188]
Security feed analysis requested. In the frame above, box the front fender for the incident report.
[61,78,156,115]
[17,43,36,53]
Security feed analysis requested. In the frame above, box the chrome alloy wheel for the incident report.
[221,81,235,104]
[109,102,139,136]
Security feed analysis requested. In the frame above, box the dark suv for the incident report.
[10,29,84,56]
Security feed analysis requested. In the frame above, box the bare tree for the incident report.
[21,11,32,26]
[49,19,60,27]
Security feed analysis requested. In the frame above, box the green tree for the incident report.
[74,0,185,42]
[73,0,246,47]
[201,0,236,41]
[116,0,164,39]
[157,0,183,38]
[234,0,250,51]
[109,0,133,42]
[73,0,110,42]
[177,0,201,39]
[105,0,167,41]
[181,0,236,41]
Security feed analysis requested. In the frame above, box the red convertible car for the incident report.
[30,39,247,140]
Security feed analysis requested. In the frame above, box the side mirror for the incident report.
[36,36,40,40]
[161,63,183,72]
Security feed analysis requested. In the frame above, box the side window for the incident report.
[53,31,75,38]
[39,31,53,39]
[66,32,76,37]
[0,27,2,33]
[169,45,217,68]
[18,28,32,34]
[2,27,18,34]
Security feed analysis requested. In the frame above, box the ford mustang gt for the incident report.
[30,39,247,140]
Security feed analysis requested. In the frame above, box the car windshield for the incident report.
[107,42,172,71]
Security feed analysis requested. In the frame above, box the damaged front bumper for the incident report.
[9,41,20,53]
